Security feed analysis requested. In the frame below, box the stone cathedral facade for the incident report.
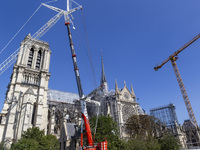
[0,34,51,144]
[0,35,145,149]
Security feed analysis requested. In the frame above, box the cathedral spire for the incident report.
[115,79,120,94]
[131,84,136,101]
[100,50,107,84]
[124,81,126,87]
[131,84,136,97]
[100,50,108,93]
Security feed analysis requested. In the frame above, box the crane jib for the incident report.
[154,33,200,71]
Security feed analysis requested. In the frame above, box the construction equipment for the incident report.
[154,33,200,127]
[0,0,107,148]
[43,1,107,149]
[0,1,81,76]
[0,10,64,75]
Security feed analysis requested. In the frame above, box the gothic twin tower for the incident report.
[0,34,51,144]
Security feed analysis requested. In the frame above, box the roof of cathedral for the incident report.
[47,89,79,104]
[137,104,146,115]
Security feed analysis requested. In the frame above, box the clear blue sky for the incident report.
[0,0,200,125]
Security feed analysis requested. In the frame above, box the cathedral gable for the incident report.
[120,86,134,103]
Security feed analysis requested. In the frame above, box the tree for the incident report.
[12,127,59,150]
[125,136,160,150]
[145,136,160,150]
[40,134,60,150]
[21,127,45,141]
[90,115,125,150]
[126,115,157,139]
[125,114,163,150]
[125,137,147,150]
[12,138,39,150]
[159,134,181,150]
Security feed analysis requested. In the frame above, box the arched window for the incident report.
[27,48,34,68]
[36,50,42,69]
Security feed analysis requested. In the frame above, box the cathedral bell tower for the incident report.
[0,34,51,145]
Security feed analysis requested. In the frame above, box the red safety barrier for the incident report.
[98,140,108,150]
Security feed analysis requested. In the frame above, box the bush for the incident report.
[12,127,59,150]
[159,134,181,150]
[125,136,160,150]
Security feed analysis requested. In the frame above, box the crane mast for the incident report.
[65,22,94,147]
[43,1,107,149]
[154,34,200,127]
[171,57,197,126]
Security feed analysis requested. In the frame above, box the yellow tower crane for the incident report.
[154,33,200,127]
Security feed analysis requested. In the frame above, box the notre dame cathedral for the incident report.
[0,35,145,149]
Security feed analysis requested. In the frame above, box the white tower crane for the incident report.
[42,1,108,149]
[0,1,107,149]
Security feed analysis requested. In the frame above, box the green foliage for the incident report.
[12,138,39,150]
[159,134,181,150]
[21,127,45,141]
[90,115,125,150]
[40,134,60,150]
[145,136,160,150]
[125,136,160,150]
[11,127,59,150]
[0,142,4,150]
[125,137,147,150]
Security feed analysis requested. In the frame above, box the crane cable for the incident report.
[81,10,97,88]
[0,4,42,55]
[80,10,101,137]
[71,0,81,7]
[0,0,58,56]
[74,22,100,139]
[73,26,95,90]
[70,10,99,143]
[43,0,58,4]
[93,106,100,141]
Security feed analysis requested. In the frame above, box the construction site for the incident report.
[0,0,200,150]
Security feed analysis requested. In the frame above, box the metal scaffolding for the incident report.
[150,103,179,135]
[182,119,200,148]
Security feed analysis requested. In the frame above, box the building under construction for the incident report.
[182,119,200,148]
[150,103,187,148]
[150,104,179,134]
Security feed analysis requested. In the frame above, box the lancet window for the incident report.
[31,103,37,125]
[36,50,42,69]
[27,48,34,68]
